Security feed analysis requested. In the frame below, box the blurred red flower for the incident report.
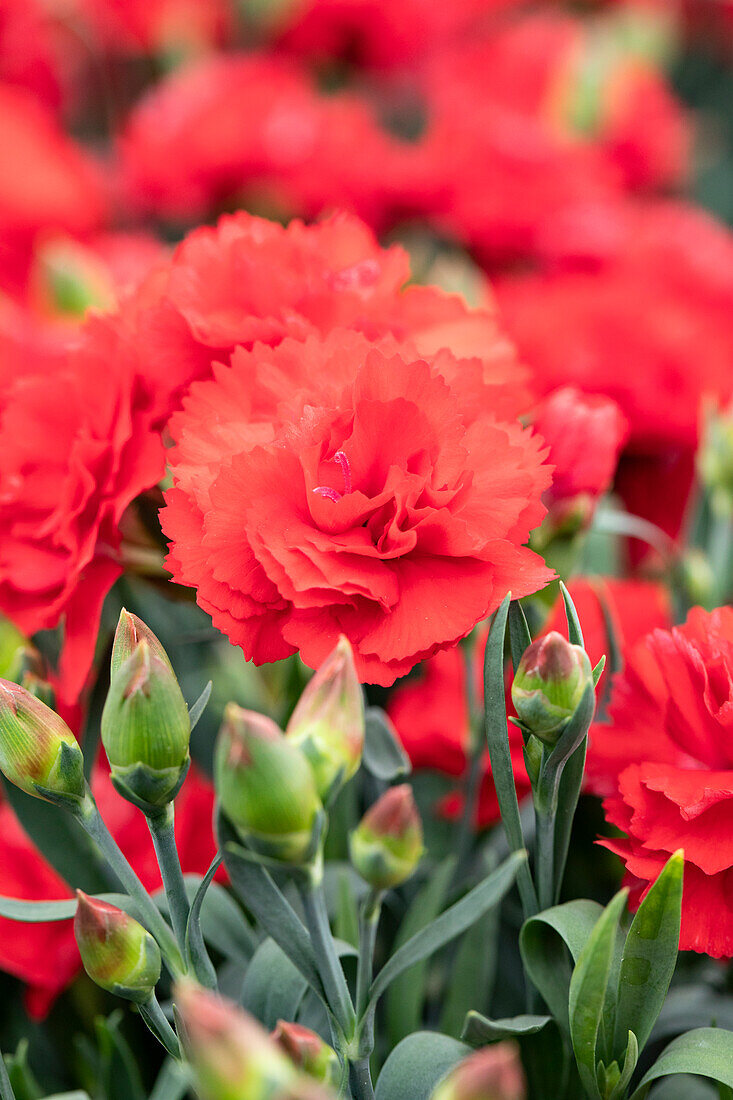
[0,762,217,1017]
[0,324,163,703]
[388,576,671,826]
[534,386,628,524]
[588,606,733,956]
[162,329,551,684]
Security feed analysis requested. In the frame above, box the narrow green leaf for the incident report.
[462,1013,551,1046]
[560,582,585,647]
[609,1031,639,1100]
[374,1034,471,1100]
[440,901,499,1038]
[385,857,456,1046]
[614,851,683,1059]
[363,708,411,781]
[94,1013,146,1100]
[552,739,588,906]
[630,1029,733,1098]
[568,889,628,1100]
[508,600,532,671]
[483,595,538,917]
[592,656,606,687]
[240,939,309,1029]
[0,893,138,923]
[148,1059,190,1100]
[188,681,212,732]
[0,1055,16,1100]
[520,899,605,1038]
[219,813,324,999]
[181,875,257,962]
[184,855,221,986]
[369,852,525,1011]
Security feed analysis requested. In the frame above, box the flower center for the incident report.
[313,451,352,503]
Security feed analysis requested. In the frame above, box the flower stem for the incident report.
[299,863,356,1040]
[146,804,190,956]
[535,805,556,912]
[355,889,383,1020]
[74,788,185,976]
[453,636,483,882]
[349,1057,375,1100]
[139,994,181,1059]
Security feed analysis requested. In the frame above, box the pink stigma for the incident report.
[312,451,352,503]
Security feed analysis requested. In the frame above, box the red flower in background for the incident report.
[533,386,628,526]
[388,576,671,826]
[103,209,529,426]
[162,329,551,685]
[0,324,163,704]
[589,607,733,957]
[0,762,217,1017]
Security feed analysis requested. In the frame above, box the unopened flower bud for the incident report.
[5,646,56,707]
[349,784,423,889]
[74,891,161,1003]
[101,631,190,811]
[0,679,84,805]
[698,404,733,518]
[0,617,26,679]
[111,610,175,676]
[175,983,328,1100]
[511,632,593,746]
[286,637,364,801]
[431,1044,526,1100]
[271,1022,340,1087]
[215,705,322,864]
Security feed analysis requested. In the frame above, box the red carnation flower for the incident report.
[534,386,628,531]
[588,607,733,957]
[388,576,670,825]
[0,324,164,703]
[0,761,217,1017]
[162,329,552,685]
[106,209,529,426]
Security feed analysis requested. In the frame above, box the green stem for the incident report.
[299,864,356,1040]
[139,995,181,1059]
[535,805,556,913]
[355,890,383,1020]
[147,805,190,954]
[349,1057,375,1100]
[74,789,185,976]
[453,637,483,882]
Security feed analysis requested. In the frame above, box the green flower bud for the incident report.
[0,618,29,678]
[74,891,161,1003]
[175,983,335,1100]
[101,635,190,811]
[271,1022,340,1087]
[286,637,364,801]
[511,632,593,746]
[349,784,423,890]
[0,679,84,805]
[215,705,322,864]
[111,609,175,676]
[431,1044,526,1100]
[698,404,733,518]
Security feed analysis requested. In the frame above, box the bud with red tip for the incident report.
[286,637,364,802]
[174,983,335,1100]
[0,679,85,806]
[215,705,322,865]
[511,632,593,746]
[431,1044,526,1100]
[74,892,161,1003]
[272,1022,340,1087]
[101,612,191,811]
[349,784,424,890]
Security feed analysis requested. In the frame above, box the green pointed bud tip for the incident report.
[174,982,302,1100]
[101,638,190,809]
[0,679,84,803]
[349,784,423,889]
[272,1022,340,1087]
[286,635,364,800]
[216,704,322,864]
[111,610,174,677]
[511,631,593,745]
[74,891,160,1003]
[431,1044,526,1100]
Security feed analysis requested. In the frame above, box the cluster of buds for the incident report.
[215,636,365,864]
[511,632,593,747]
[349,784,424,890]
[74,892,161,1003]
[175,983,336,1100]
[101,610,191,813]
